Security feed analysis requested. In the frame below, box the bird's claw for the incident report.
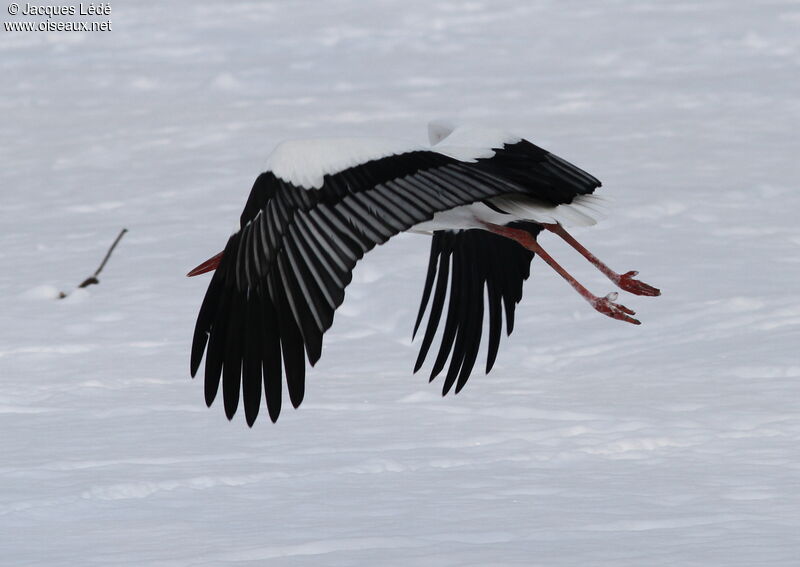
[616,270,661,297]
[592,293,641,325]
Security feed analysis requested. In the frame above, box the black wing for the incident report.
[191,141,599,425]
[406,141,601,394]
[412,222,542,396]
[473,139,600,205]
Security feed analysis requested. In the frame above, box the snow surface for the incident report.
[2,0,800,565]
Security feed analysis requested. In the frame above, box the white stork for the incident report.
[188,120,660,425]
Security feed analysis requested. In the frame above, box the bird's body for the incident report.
[189,121,660,425]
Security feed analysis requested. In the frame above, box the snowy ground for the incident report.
[2,0,800,565]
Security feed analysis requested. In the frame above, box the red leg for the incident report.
[485,223,640,325]
[542,223,660,297]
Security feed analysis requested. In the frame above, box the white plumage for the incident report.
[266,122,521,190]
[266,137,418,189]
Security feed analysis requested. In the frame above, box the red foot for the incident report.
[615,271,661,297]
[591,292,641,325]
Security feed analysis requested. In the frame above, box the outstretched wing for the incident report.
[191,136,600,425]
[412,222,542,396]
[193,146,519,425]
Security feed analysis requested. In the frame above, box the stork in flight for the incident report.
[188,120,660,425]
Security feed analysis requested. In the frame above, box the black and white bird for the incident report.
[188,120,660,426]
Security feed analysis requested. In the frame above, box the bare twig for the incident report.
[59,228,128,299]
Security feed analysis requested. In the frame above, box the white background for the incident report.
[2,1,799,565]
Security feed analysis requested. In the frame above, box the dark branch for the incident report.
[59,228,128,298]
